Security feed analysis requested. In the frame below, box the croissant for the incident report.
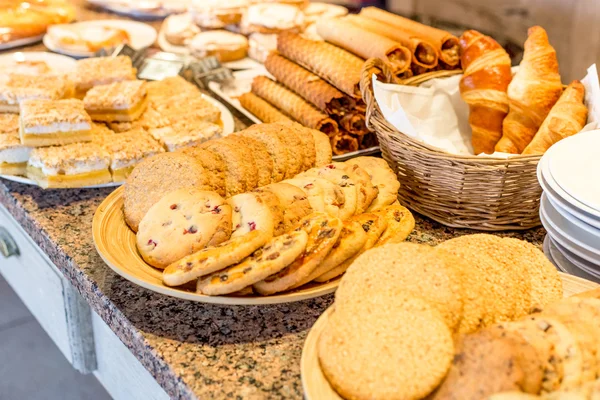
[459,30,512,154]
[522,81,587,155]
[495,26,563,154]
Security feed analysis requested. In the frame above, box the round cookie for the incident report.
[124,153,212,232]
[309,128,332,166]
[162,230,269,287]
[253,213,342,295]
[284,177,344,218]
[335,243,464,331]
[197,230,308,295]
[227,192,285,239]
[226,134,273,187]
[319,292,454,400]
[288,122,316,171]
[179,146,227,197]
[201,138,258,197]
[255,183,313,231]
[299,165,358,220]
[136,188,232,269]
[264,122,304,178]
[338,162,378,211]
[239,124,289,183]
[345,156,400,211]
[375,204,415,245]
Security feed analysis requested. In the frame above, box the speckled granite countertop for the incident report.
[0,178,546,399]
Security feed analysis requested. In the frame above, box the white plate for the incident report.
[546,193,600,241]
[43,20,157,58]
[157,27,263,71]
[540,143,600,220]
[545,236,600,282]
[538,166,600,230]
[0,34,44,51]
[0,175,122,189]
[552,237,600,279]
[540,200,600,265]
[0,51,76,74]
[548,130,600,212]
[542,193,600,244]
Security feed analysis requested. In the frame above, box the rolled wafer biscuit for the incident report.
[251,75,338,135]
[264,53,355,117]
[277,32,364,98]
[339,113,368,136]
[344,14,438,70]
[315,18,411,76]
[330,132,359,155]
[359,7,460,67]
[238,92,292,123]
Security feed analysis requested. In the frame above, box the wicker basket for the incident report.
[360,58,542,231]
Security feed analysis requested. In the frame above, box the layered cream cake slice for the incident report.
[0,114,31,175]
[96,128,164,182]
[145,76,199,100]
[149,118,222,151]
[73,56,137,98]
[27,142,112,188]
[83,80,148,122]
[150,92,221,124]
[0,73,71,113]
[19,99,92,147]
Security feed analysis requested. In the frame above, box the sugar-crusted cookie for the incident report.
[255,183,313,231]
[136,188,232,269]
[201,138,258,197]
[179,146,227,197]
[309,128,332,166]
[239,124,289,183]
[345,156,399,211]
[124,152,212,232]
[338,162,378,212]
[284,177,344,218]
[162,230,269,287]
[299,165,357,220]
[253,213,342,295]
[227,192,285,239]
[314,212,388,283]
[375,204,415,245]
[319,291,453,400]
[197,230,308,295]
[226,134,273,187]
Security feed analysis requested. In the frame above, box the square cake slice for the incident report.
[96,128,164,182]
[27,142,112,188]
[150,92,221,124]
[19,99,92,147]
[73,56,137,98]
[149,119,222,151]
[0,73,71,113]
[84,80,148,122]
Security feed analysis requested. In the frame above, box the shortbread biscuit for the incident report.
[239,124,289,183]
[294,220,367,288]
[178,146,226,197]
[124,152,212,232]
[137,188,232,269]
[299,165,357,220]
[253,213,342,294]
[255,183,313,231]
[320,292,453,400]
[345,156,399,211]
[197,230,308,295]
[201,138,258,197]
[226,134,273,187]
[339,161,378,211]
[309,128,332,166]
[163,230,269,287]
[283,176,344,218]
[375,204,415,245]
[228,192,284,239]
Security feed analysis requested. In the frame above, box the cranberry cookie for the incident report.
[284,177,345,218]
[299,165,358,220]
[345,157,400,211]
[228,192,285,239]
[255,183,313,231]
[375,204,415,246]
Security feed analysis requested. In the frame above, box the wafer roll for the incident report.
[339,113,368,136]
[330,132,359,155]
[264,53,355,117]
[277,32,364,98]
[359,7,460,67]
[251,76,338,135]
[315,18,411,76]
[238,92,292,123]
[344,14,437,70]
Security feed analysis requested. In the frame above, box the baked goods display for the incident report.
[459,27,588,155]
[0,56,226,188]
[315,234,565,400]
[188,30,249,62]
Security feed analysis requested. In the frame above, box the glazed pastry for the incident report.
[495,26,563,154]
[459,30,512,155]
[188,30,249,63]
[522,81,587,155]
[241,3,305,35]
[247,33,277,63]
[47,23,130,53]
[190,0,248,29]
[162,13,199,46]
[303,2,348,24]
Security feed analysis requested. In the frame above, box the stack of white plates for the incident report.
[538,130,600,282]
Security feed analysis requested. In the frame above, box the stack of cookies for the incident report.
[317,235,564,400]
[0,56,223,188]
[123,129,412,295]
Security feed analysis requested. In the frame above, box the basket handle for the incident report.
[360,58,398,130]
